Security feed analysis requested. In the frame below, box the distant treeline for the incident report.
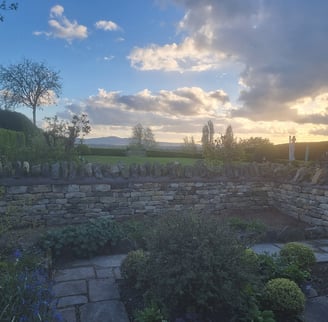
[84,142,328,162]
[83,147,203,159]
[273,142,328,161]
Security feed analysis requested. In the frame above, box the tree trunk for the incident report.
[33,106,36,125]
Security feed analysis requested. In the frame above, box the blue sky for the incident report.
[1,0,328,144]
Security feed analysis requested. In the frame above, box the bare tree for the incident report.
[129,123,156,150]
[0,59,62,124]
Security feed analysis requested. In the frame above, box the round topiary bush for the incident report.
[280,242,316,271]
[121,249,149,289]
[263,278,305,318]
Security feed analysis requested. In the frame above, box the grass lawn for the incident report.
[84,155,202,166]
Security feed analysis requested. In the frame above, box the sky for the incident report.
[1,0,328,144]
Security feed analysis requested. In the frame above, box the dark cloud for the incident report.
[174,0,328,122]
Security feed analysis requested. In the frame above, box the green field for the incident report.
[84,155,202,166]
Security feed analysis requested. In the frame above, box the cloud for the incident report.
[60,87,328,144]
[131,0,328,125]
[128,37,227,72]
[34,5,88,43]
[61,87,230,141]
[95,20,120,31]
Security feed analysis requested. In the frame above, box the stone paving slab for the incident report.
[58,307,77,322]
[53,280,87,297]
[89,278,120,302]
[69,254,127,269]
[251,243,281,255]
[88,254,127,268]
[57,295,88,308]
[96,268,115,278]
[80,300,129,322]
[54,267,95,282]
[303,296,328,322]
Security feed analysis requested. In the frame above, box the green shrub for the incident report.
[134,302,167,322]
[143,213,259,320]
[263,278,305,319]
[121,249,149,289]
[257,253,311,285]
[39,217,123,260]
[280,242,316,271]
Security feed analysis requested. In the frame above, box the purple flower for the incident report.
[14,249,22,259]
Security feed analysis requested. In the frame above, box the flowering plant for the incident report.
[0,249,63,322]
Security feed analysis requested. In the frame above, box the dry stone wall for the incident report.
[1,161,328,229]
[0,179,269,228]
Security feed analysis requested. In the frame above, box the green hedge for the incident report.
[0,110,40,143]
[146,149,203,159]
[88,147,127,156]
[0,128,25,156]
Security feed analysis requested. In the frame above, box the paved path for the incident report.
[52,254,129,322]
[52,240,328,322]
[251,239,328,262]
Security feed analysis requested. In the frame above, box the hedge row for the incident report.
[87,147,127,156]
[0,128,25,153]
[146,149,203,159]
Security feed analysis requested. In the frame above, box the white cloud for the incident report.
[129,0,328,127]
[61,87,230,141]
[34,5,88,43]
[95,20,120,31]
[50,5,64,17]
[128,37,227,72]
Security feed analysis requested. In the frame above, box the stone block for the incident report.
[89,278,119,301]
[93,184,111,192]
[57,295,88,308]
[7,186,27,194]
[53,280,87,297]
[58,307,76,322]
[54,267,95,282]
[80,301,129,322]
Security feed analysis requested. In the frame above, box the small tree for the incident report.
[215,125,240,163]
[201,120,215,159]
[43,113,91,154]
[182,136,198,154]
[0,59,62,124]
[238,137,274,162]
[129,123,156,150]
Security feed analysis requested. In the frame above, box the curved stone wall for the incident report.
[1,162,328,229]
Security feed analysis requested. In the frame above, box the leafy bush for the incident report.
[39,217,123,260]
[141,213,259,321]
[121,249,149,289]
[263,278,305,319]
[134,302,167,322]
[0,110,40,143]
[280,242,316,271]
[0,250,62,322]
[257,253,311,285]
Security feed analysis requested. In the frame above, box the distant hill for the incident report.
[84,136,129,147]
[84,136,184,150]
